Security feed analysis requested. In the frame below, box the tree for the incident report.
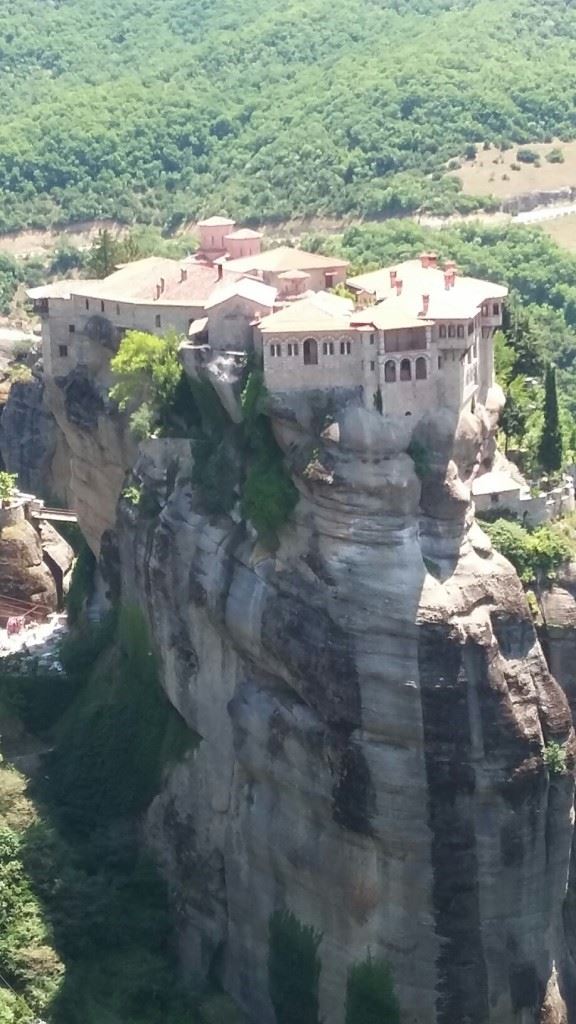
[0,471,18,507]
[268,910,322,1024]
[538,363,563,474]
[86,229,121,279]
[345,956,400,1024]
[109,330,182,438]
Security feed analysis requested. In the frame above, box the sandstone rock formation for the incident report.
[25,371,576,1024]
[0,505,72,611]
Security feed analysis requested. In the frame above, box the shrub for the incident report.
[46,605,192,832]
[65,540,96,626]
[7,365,33,384]
[543,740,567,775]
[516,147,540,164]
[483,518,570,583]
[345,956,400,1024]
[546,147,565,164]
[407,439,430,479]
[268,910,322,1024]
[0,471,18,506]
[243,422,298,546]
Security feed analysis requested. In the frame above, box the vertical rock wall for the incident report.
[21,365,576,1023]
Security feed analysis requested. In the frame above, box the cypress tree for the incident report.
[538,363,563,474]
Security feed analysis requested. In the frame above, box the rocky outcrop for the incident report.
[0,377,62,496]
[20,349,576,1022]
[0,505,64,611]
[45,371,136,553]
[99,395,574,1024]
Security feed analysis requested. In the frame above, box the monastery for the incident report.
[29,218,507,423]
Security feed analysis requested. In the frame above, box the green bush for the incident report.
[65,540,96,626]
[483,518,571,583]
[345,956,400,1024]
[543,740,567,775]
[516,147,540,164]
[268,910,322,1024]
[46,605,192,833]
[546,147,565,163]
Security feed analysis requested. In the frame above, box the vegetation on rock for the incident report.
[109,330,183,438]
[345,956,400,1024]
[268,910,322,1024]
[543,740,568,775]
[482,517,571,584]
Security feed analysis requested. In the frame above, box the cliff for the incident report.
[27,375,576,1024]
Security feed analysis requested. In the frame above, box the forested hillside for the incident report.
[2,0,576,230]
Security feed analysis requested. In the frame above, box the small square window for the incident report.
[68,324,75,334]
[58,344,68,358]
[155,314,162,328]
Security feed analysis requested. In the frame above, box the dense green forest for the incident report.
[1,0,576,229]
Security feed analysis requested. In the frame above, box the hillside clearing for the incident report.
[450,141,576,200]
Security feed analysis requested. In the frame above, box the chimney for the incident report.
[421,294,430,316]
[390,269,397,287]
[420,252,430,269]
[428,252,438,269]
[180,268,188,283]
[217,263,223,280]
[159,277,165,293]
[395,279,403,295]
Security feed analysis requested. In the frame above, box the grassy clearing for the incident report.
[449,140,576,199]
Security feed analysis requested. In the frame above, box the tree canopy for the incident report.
[1,0,576,229]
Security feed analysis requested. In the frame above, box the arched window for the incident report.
[384,360,396,382]
[415,357,427,380]
[400,358,411,381]
[303,337,318,365]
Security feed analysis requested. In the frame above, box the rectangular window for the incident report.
[287,343,299,356]
[85,299,90,311]
[155,314,162,328]
[370,334,375,345]
[457,325,464,338]
[448,324,456,338]
[323,342,334,355]
[468,321,474,335]
[100,300,105,313]
[68,324,75,333]
[340,341,351,355]
[58,344,68,358]
[116,303,120,316]
[493,303,500,316]
[439,324,447,338]
[270,343,282,357]
[438,356,443,370]
[482,304,489,317]
[370,361,375,371]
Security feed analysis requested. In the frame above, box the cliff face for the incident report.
[28,375,576,1024]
